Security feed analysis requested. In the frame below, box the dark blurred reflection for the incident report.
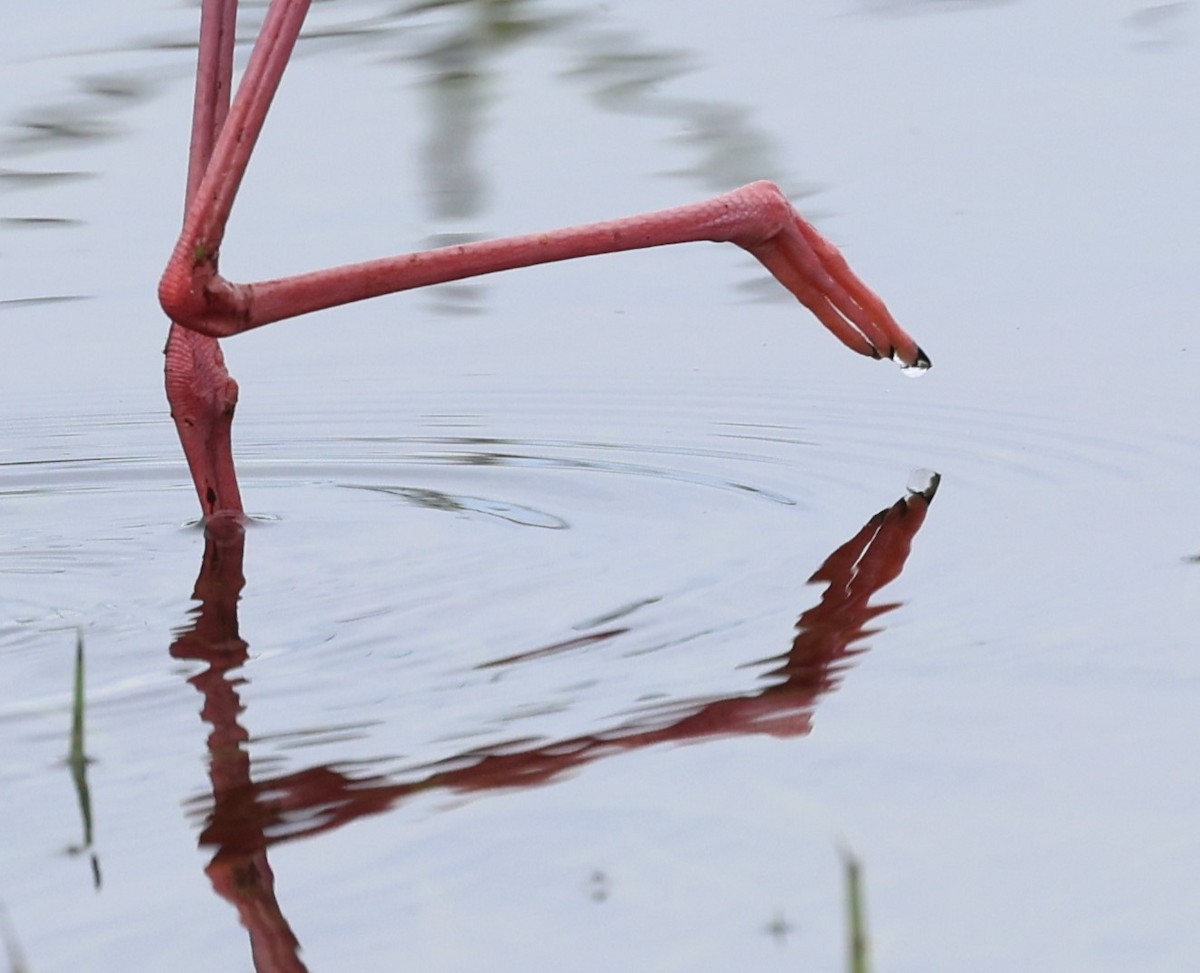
[0,70,156,304]
[2,74,155,157]
[3,0,787,203]
[169,523,307,973]
[4,0,801,308]
[407,1,573,222]
[1125,2,1190,49]
[170,475,937,971]
[564,29,785,193]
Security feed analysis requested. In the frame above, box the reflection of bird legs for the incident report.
[169,526,309,973]
[169,480,934,967]
[163,0,929,522]
[174,478,936,878]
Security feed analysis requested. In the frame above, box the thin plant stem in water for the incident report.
[842,847,872,973]
[69,631,85,767]
[66,631,101,889]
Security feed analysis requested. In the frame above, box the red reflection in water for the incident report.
[169,477,937,970]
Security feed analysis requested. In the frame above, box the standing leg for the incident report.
[165,0,245,519]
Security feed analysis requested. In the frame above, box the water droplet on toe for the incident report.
[899,346,932,377]
[906,468,941,499]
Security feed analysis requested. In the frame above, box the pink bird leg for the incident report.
[163,0,928,521]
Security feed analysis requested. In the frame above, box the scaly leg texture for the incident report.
[166,0,243,518]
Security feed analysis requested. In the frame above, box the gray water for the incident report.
[2,2,1198,971]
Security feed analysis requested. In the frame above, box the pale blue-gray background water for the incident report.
[2,2,1197,970]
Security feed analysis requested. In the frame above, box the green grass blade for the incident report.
[69,631,85,769]
[842,848,871,973]
[67,631,101,889]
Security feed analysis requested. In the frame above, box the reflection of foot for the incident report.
[759,472,940,714]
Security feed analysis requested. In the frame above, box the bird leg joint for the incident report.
[160,260,251,339]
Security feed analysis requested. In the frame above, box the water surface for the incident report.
[2,2,1198,971]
